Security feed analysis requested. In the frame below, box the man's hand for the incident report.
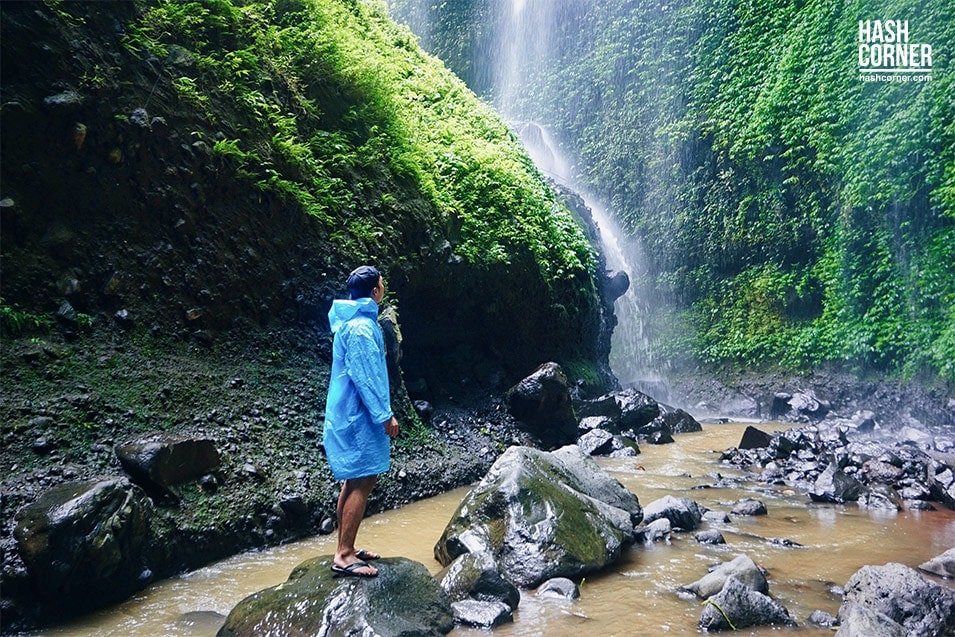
[384,416,399,438]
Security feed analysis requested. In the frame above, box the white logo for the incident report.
[858,20,933,82]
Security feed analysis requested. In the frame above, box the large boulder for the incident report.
[115,433,221,496]
[698,576,793,631]
[434,445,641,588]
[836,562,955,637]
[616,388,660,430]
[504,363,578,449]
[658,405,703,434]
[217,556,453,637]
[13,478,152,619]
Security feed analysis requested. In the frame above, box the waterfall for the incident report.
[390,0,666,391]
[515,123,662,391]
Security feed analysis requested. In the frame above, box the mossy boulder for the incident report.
[12,478,152,620]
[217,556,453,637]
[434,445,640,588]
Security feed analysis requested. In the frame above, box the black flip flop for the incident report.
[356,549,380,560]
[331,560,377,578]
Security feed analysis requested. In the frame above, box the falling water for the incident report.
[515,123,662,390]
[491,0,664,390]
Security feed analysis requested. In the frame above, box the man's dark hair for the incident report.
[347,265,381,300]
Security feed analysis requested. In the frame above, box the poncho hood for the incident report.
[328,297,379,333]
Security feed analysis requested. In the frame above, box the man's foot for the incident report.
[331,560,377,578]
[355,549,380,561]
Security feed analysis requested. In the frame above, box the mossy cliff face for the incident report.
[0,0,615,630]
[0,0,611,389]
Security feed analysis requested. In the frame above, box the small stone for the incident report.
[33,437,55,454]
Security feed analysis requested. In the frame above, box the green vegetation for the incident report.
[0,300,52,337]
[121,0,594,290]
[394,0,954,382]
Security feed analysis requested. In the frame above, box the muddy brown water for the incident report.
[29,423,955,637]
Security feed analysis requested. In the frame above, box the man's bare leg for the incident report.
[334,475,378,575]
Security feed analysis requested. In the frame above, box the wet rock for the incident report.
[437,551,519,611]
[659,405,703,434]
[928,461,955,510]
[836,603,905,636]
[608,435,640,457]
[504,363,578,449]
[771,391,830,422]
[13,479,152,618]
[810,462,864,503]
[636,416,674,444]
[32,437,55,455]
[55,301,78,326]
[575,394,622,421]
[603,270,629,301]
[703,510,731,524]
[217,556,453,637]
[578,415,611,433]
[578,428,613,455]
[115,433,221,497]
[682,555,769,599]
[636,517,671,544]
[536,576,580,600]
[808,609,838,628]
[918,547,955,579]
[699,576,793,631]
[857,484,902,511]
[615,388,660,430]
[739,425,773,450]
[413,400,434,422]
[42,89,84,111]
[451,599,512,628]
[434,445,640,588]
[694,529,726,545]
[837,562,955,637]
[731,498,767,516]
[642,495,704,531]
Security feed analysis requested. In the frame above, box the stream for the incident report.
[29,422,955,637]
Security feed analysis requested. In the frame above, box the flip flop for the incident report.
[356,549,380,560]
[331,560,377,578]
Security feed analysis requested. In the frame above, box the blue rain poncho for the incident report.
[323,297,393,480]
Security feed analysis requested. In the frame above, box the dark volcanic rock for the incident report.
[837,562,955,637]
[810,462,865,503]
[919,548,955,579]
[616,388,660,430]
[731,498,767,516]
[698,576,793,631]
[115,433,221,496]
[434,445,640,588]
[217,556,453,637]
[437,551,519,611]
[505,362,578,449]
[642,495,704,531]
[450,599,512,628]
[13,479,152,620]
[739,425,773,450]
[535,576,580,600]
[682,554,769,599]
[659,405,703,434]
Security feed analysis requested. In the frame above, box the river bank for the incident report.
[26,424,955,637]
[0,326,527,633]
[2,325,953,632]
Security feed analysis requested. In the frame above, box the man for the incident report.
[323,265,400,577]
